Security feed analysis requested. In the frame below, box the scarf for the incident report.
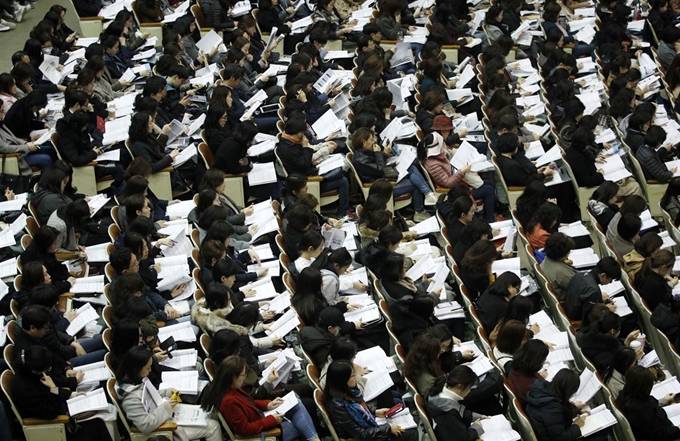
[282,132,303,145]
[396,277,417,293]
[341,388,377,428]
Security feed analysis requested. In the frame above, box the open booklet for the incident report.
[375,408,417,429]
[142,377,208,426]
[479,415,521,441]
[579,404,617,437]
[67,388,109,416]
[66,303,100,336]
[570,369,602,404]
[259,351,298,387]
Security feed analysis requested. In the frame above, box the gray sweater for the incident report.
[46,211,79,252]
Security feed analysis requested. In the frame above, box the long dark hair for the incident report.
[111,319,141,368]
[429,365,478,396]
[546,369,580,418]
[292,267,326,320]
[116,346,153,385]
[323,360,361,403]
[619,366,654,407]
[403,334,443,383]
[202,355,248,412]
[209,329,241,365]
[461,240,497,273]
[516,181,548,226]
[128,112,151,144]
[56,199,90,227]
[526,202,562,236]
[603,346,636,384]
[634,249,674,290]
[486,272,521,298]
[511,339,548,376]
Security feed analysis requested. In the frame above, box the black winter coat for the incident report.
[298,324,337,367]
[525,380,582,441]
[616,394,680,440]
[56,118,98,166]
[277,137,317,176]
[565,146,604,188]
[578,332,622,374]
[635,271,675,311]
[425,395,480,441]
[326,396,391,440]
[130,133,172,173]
[476,290,509,333]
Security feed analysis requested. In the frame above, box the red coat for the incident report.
[219,388,278,436]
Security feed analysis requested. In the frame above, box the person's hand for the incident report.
[347,303,362,311]
[180,96,191,107]
[390,424,404,436]
[530,323,540,334]
[354,321,363,330]
[244,289,257,298]
[64,310,77,322]
[155,350,169,363]
[459,164,472,174]
[353,281,367,292]
[248,247,261,264]
[273,414,285,423]
[261,310,276,321]
[165,305,181,319]
[140,69,151,77]
[301,136,309,147]
[462,349,475,359]
[268,397,284,410]
[667,275,679,287]
[242,204,255,216]
[161,124,172,136]
[267,367,279,384]
[606,302,617,313]
[261,74,270,83]
[156,237,174,247]
[169,149,180,159]
[624,330,640,346]
[71,341,86,356]
[574,414,586,427]
[41,373,57,390]
[257,268,269,278]
[67,276,76,287]
[168,399,178,408]
[248,224,259,236]
[373,143,382,152]
[375,408,390,418]
[501,251,514,258]
[171,283,187,298]
[661,392,677,406]
[544,168,554,176]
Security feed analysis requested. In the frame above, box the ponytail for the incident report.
[428,365,478,396]
[634,249,675,289]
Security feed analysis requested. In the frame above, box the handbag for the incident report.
[0,153,29,194]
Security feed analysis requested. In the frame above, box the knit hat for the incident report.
[319,307,344,327]
[431,115,454,131]
[426,132,445,157]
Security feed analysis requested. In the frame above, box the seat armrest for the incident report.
[130,422,178,433]
[308,176,324,182]
[80,16,103,21]
[225,173,248,178]
[55,252,80,261]
[159,167,174,173]
[0,153,21,158]
[23,415,70,425]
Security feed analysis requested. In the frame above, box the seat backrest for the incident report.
[108,224,120,243]
[190,4,206,27]
[378,299,391,322]
[111,206,120,228]
[313,389,342,441]
[190,228,201,248]
[513,398,539,441]
[279,252,291,274]
[193,267,206,292]
[25,216,39,237]
[395,343,407,364]
[191,248,201,268]
[273,148,289,178]
[283,273,296,294]
[198,142,215,168]
[3,344,15,373]
[6,320,15,344]
[306,364,321,389]
[106,378,134,434]
[415,394,438,441]
[204,358,215,381]
[275,234,286,254]
[104,352,115,375]
[200,333,212,356]
[104,263,115,283]
[102,328,112,351]
[50,132,64,160]
[193,289,205,303]
[27,202,40,226]
[103,305,114,328]
[1,370,23,424]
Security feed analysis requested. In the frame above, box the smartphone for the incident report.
[159,336,177,358]
[385,403,404,418]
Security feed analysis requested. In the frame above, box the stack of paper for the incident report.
[74,361,112,384]
[67,388,109,415]
[491,257,521,276]
[239,278,279,302]
[568,248,600,269]
[158,321,197,343]
[479,415,521,441]
[66,303,100,336]
[579,405,618,437]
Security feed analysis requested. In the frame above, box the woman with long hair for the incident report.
[403,334,446,396]
[202,355,320,440]
[492,319,529,373]
[488,295,536,347]
[476,272,521,333]
[515,181,551,229]
[587,181,620,229]
[525,369,592,441]
[460,240,498,300]
[199,169,256,243]
[292,267,355,332]
[128,112,190,192]
[526,202,562,250]
[603,347,637,399]
[203,104,234,154]
[110,319,166,386]
[578,310,640,375]
[292,231,325,274]
[116,346,222,440]
[380,253,441,303]
[360,226,404,276]
[12,346,113,441]
[623,232,663,279]
[506,339,549,403]
[616,366,680,440]
[634,248,680,313]
[323,359,417,441]
[46,199,92,253]
[21,226,73,287]
[425,366,485,441]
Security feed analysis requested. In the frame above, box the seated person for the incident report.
[539,232,577,300]
[565,257,620,321]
